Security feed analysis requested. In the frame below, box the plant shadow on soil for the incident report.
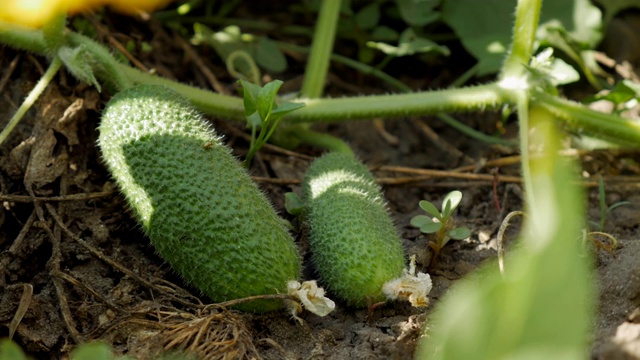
[1,12,640,359]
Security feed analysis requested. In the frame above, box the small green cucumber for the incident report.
[302,152,422,307]
[98,84,301,312]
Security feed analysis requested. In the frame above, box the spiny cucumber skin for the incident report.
[302,152,406,307]
[98,84,301,312]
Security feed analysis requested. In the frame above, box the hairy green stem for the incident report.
[2,21,640,148]
[506,0,542,219]
[0,56,62,146]
[301,0,342,98]
[0,22,48,54]
[500,0,542,80]
[533,91,640,147]
[288,126,354,155]
[291,83,510,122]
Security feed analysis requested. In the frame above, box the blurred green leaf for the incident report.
[367,28,449,57]
[141,41,153,53]
[441,0,513,76]
[584,80,640,105]
[71,342,113,360]
[256,37,287,73]
[355,3,380,30]
[0,339,28,360]
[443,0,603,76]
[370,26,399,42]
[193,24,287,75]
[395,0,441,27]
[538,0,602,49]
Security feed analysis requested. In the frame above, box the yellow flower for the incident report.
[0,0,173,29]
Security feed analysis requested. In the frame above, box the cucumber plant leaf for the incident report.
[367,28,449,57]
[395,0,441,27]
[355,3,380,30]
[442,0,603,76]
[441,0,513,76]
[192,24,287,76]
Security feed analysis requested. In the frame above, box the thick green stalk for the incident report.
[300,0,342,98]
[291,83,510,122]
[0,22,48,54]
[500,0,542,80]
[533,91,640,147]
[2,21,640,147]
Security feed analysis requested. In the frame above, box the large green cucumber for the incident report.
[301,152,409,307]
[98,84,301,312]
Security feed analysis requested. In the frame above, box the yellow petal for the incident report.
[0,0,173,29]
[0,0,65,28]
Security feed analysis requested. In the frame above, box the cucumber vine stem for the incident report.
[500,0,541,81]
[0,56,62,146]
[1,1,639,148]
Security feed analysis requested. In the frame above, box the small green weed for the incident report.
[410,190,471,264]
[238,79,305,166]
